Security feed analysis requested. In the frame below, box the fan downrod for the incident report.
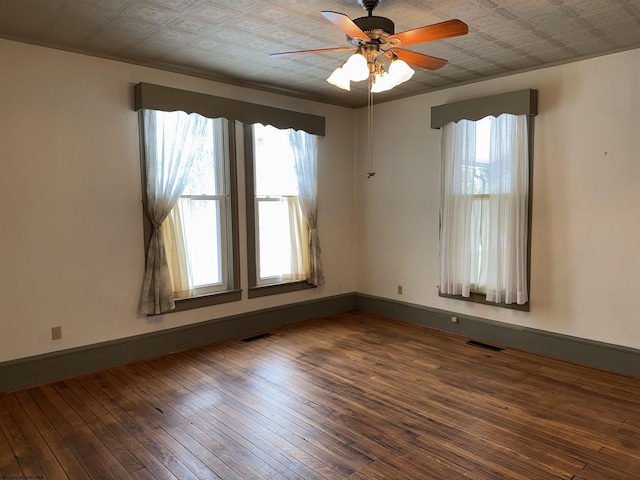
[357,0,384,16]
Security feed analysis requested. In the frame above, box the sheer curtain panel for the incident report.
[439,120,478,298]
[288,129,324,286]
[439,114,529,305]
[484,114,529,304]
[140,109,209,314]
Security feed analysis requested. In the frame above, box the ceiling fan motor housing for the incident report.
[353,15,395,40]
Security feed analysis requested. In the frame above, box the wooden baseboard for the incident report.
[355,293,640,378]
[4,292,637,393]
[0,293,357,393]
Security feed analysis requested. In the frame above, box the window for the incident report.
[244,124,323,297]
[140,110,240,314]
[439,113,531,308]
[134,82,325,312]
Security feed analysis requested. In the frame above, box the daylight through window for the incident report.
[251,124,310,286]
[440,113,530,306]
[140,110,237,314]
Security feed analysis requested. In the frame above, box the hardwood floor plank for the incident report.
[171,350,360,477]
[1,312,639,480]
[236,330,567,478]
[51,381,144,474]
[129,467,159,480]
[97,413,178,480]
[0,425,23,478]
[0,398,45,478]
[14,389,91,479]
[111,365,269,479]
[31,384,131,480]
[580,461,638,480]
[154,360,332,479]
[126,361,314,480]
[82,372,207,479]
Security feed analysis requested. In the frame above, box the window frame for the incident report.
[432,90,537,311]
[134,82,325,310]
[140,115,241,313]
[243,123,315,299]
[170,194,229,298]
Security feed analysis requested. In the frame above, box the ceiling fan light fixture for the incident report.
[388,58,415,85]
[371,71,394,93]
[343,52,370,82]
[327,67,351,90]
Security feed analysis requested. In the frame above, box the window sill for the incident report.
[439,291,529,312]
[248,281,315,299]
[170,289,242,313]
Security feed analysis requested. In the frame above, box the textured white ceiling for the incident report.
[1,0,639,107]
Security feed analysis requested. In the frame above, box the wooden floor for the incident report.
[1,312,640,480]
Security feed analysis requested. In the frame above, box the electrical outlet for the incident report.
[451,316,458,323]
[51,326,62,340]
[397,285,403,295]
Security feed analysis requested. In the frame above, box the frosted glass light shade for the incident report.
[343,53,370,82]
[326,67,350,90]
[388,59,415,85]
[371,72,394,93]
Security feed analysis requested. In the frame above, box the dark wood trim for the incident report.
[355,293,640,378]
[134,82,325,136]
[244,123,259,290]
[438,291,530,311]
[226,120,241,293]
[248,281,315,299]
[11,291,636,408]
[172,289,242,312]
[0,294,357,394]
[430,88,538,128]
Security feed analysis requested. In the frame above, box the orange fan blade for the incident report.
[391,49,448,70]
[321,11,371,42]
[387,19,468,47]
[271,47,355,58]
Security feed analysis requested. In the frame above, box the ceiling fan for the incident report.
[271,0,468,92]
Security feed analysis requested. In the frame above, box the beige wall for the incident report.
[355,48,640,350]
[2,37,639,364]
[0,39,357,362]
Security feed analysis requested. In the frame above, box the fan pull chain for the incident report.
[366,75,376,178]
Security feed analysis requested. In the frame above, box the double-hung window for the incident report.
[244,123,323,297]
[433,90,537,309]
[163,116,232,298]
[134,82,325,310]
[140,110,239,314]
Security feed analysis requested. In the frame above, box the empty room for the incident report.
[1,1,639,479]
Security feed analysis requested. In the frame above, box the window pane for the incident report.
[257,199,292,279]
[440,113,529,307]
[179,197,223,287]
[474,116,491,194]
[182,119,220,196]
[253,124,298,196]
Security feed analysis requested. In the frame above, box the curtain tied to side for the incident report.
[140,109,209,314]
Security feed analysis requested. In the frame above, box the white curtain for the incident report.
[281,197,309,282]
[140,109,209,314]
[288,129,324,286]
[161,118,226,299]
[162,205,190,298]
[440,114,529,305]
